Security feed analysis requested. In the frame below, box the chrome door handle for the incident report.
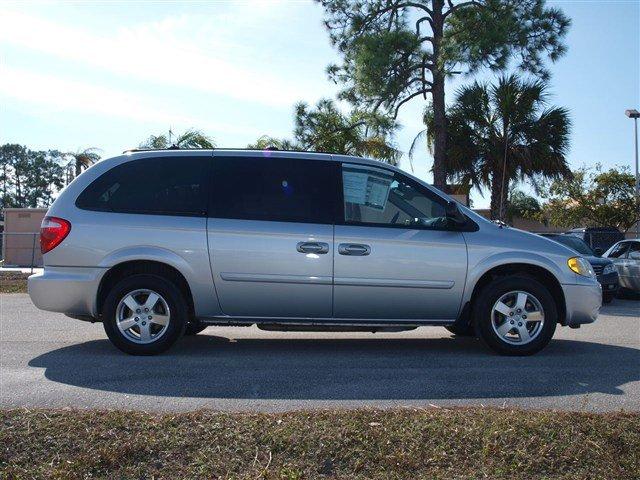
[338,243,371,256]
[297,242,329,254]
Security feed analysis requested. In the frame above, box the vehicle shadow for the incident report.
[28,335,640,401]
[602,299,640,317]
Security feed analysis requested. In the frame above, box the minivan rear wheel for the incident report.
[102,274,187,355]
[474,276,557,356]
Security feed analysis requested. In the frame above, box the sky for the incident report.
[1,0,638,208]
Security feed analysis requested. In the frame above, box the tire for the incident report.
[445,323,476,337]
[102,274,188,355]
[185,321,208,335]
[474,276,557,356]
[602,293,614,304]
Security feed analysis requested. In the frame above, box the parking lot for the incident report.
[1,293,638,412]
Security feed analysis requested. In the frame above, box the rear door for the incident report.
[333,163,468,321]
[207,154,338,318]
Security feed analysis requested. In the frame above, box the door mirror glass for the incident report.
[593,247,604,256]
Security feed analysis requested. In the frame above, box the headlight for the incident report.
[568,257,596,277]
[602,263,616,275]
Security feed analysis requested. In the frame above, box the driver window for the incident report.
[607,242,629,259]
[342,164,446,228]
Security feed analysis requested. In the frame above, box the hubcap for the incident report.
[116,289,170,344]
[491,290,544,345]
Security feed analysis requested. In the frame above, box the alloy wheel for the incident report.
[491,290,545,345]
[116,289,171,344]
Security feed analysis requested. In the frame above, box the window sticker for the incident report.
[343,166,393,210]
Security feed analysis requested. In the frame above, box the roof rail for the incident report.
[121,147,215,154]
[120,147,370,157]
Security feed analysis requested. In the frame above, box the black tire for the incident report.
[185,321,208,335]
[445,323,476,337]
[602,293,614,304]
[474,276,557,356]
[102,274,188,355]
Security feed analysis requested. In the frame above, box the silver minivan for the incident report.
[29,149,601,356]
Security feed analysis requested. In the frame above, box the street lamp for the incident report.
[626,109,639,238]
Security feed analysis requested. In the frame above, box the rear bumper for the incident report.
[28,267,106,317]
[562,281,602,326]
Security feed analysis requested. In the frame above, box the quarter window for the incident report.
[76,156,208,216]
[210,156,336,224]
[341,164,447,228]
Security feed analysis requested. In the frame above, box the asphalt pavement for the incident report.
[1,294,639,412]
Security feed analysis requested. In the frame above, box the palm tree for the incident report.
[247,135,299,151]
[248,100,401,164]
[293,99,401,164]
[410,75,571,220]
[66,148,101,184]
[140,129,215,149]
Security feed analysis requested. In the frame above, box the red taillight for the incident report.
[40,216,71,254]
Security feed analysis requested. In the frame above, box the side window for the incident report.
[627,242,640,260]
[76,156,208,216]
[341,164,447,228]
[210,156,336,224]
[606,242,629,259]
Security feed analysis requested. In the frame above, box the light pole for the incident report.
[626,109,639,238]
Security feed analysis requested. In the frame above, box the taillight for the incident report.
[40,216,71,254]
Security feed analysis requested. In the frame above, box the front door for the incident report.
[333,163,468,321]
[207,154,337,318]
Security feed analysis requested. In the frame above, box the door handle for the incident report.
[338,243,371,256]
[297,242,329,254]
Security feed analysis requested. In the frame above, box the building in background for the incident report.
[1,208,46,267]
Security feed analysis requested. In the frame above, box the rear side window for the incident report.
[76,157,209,216]
[210,156,336,224]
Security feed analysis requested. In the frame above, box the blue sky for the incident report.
[1,0,638,208]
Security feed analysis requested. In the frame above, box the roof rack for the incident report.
[122,146,215,154]
[121,146,367,157]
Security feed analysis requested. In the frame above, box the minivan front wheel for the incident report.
[474,276,557,356]
[103,275,187,355]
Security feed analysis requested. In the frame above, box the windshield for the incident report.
[550,235,594,256]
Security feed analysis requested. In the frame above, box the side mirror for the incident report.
[594,247,604,257]
[445,201,467,226]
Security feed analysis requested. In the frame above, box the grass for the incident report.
[1,408,638,479]
[0,272,29,293]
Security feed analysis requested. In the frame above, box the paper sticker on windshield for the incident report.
[343,166,393,210]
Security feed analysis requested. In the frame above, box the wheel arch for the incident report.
[466,262,566,325]
[96,260,195,319]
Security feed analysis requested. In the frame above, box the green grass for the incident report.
[0,272,29,293]
[1,408,638,479]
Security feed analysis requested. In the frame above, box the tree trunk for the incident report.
[430,0,447,190]
[431,72,447,190]
[490,167,509,221]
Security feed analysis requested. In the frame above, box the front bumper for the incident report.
[28,267,106,317]
[561,280,602,327]
[597,271,619,296]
